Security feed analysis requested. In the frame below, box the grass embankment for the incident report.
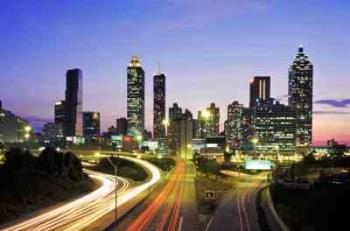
[271,184,350,230]
[143,157,175,171]
[0,147,95,224]
[90,156,175,182]
[91,157,148,181]
[195,171,234,214]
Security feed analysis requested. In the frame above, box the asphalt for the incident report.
[208,173,268,231]
[109,160,201,231]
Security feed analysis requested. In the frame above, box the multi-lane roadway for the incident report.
[112,161,268,231]
[111,160,201,231]
[208,173,268,231]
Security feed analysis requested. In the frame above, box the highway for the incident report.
[112,160,201,231]
[1,156,161,231]
[208,172,268,231]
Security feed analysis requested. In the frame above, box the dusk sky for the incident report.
[1,0,349,145]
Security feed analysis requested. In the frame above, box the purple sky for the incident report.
[1,0,349,145]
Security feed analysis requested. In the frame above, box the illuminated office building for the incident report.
[127,56,145,137]
[153,73,166,138]
[253,98,296,153]
[288,46,313,147]
[198,103,220,138]
[83,112,100,138]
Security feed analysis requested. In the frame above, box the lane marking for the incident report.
[178,216,183,231]
[204,217,213,231]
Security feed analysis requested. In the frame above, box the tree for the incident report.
[64,152,83,181]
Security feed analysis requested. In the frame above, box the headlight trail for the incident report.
[1,156,161,231]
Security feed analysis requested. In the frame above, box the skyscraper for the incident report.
[253,98,296,153]
[250,76,271,108]
[64,69,83,137]
[153,73,166,138]
[169,103,182,122]
[225,101,254,149]
[127,56,145,137]
[198,103,220,138]
[54,101,65,139]
[225,101,243,146]
[54,100,65,124]
[168,103,183,155]
[288,46,313,147]
[167,104,194,158]
[83,112,100,138]
[116,117,128,135]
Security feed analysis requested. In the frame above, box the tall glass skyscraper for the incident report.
[153,73,166,138]
[288,46,313,147]
[64,69,83,137]
[127,56,145,137]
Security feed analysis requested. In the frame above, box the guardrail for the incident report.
[266,187,289,231]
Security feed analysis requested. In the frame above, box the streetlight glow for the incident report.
[24,125,32,132]
[202,109,211,120]
[162,119,169,127]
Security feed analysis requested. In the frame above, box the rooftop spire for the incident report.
[298,45,304,53]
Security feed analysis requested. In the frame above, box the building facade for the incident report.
[253,98,296,154]
[116,117,128,135]
[250,76,271,108]
[168,103,183,155]
[127,56,145,137]
[0,106,31,143]
[198,103,220,138]
[83,112,100,138]
[288,46,313,147]
[64,69,83,137]
[169,103,182,122]
[153,73,166,138]
[225,101,243,147]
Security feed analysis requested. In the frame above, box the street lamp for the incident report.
[24,125,32,141]
[24,125,32,133]
[251,138,259,158]
[162,119,169,137]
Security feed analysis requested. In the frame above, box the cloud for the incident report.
[313,111,350,115]
[314,98,350,108]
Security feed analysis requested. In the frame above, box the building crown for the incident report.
[129,56,142,67]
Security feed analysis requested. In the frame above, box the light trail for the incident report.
[126,161,185,231]
[1,156,162,231]
[237,174,266,231]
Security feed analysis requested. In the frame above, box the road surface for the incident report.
[208,173,268,231]
[110,160,201,231]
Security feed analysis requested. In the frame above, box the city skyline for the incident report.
[1,1,350,145]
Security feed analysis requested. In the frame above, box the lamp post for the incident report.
[251,137,259,159]
[162,118,169,137]
[24,125,32,142]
